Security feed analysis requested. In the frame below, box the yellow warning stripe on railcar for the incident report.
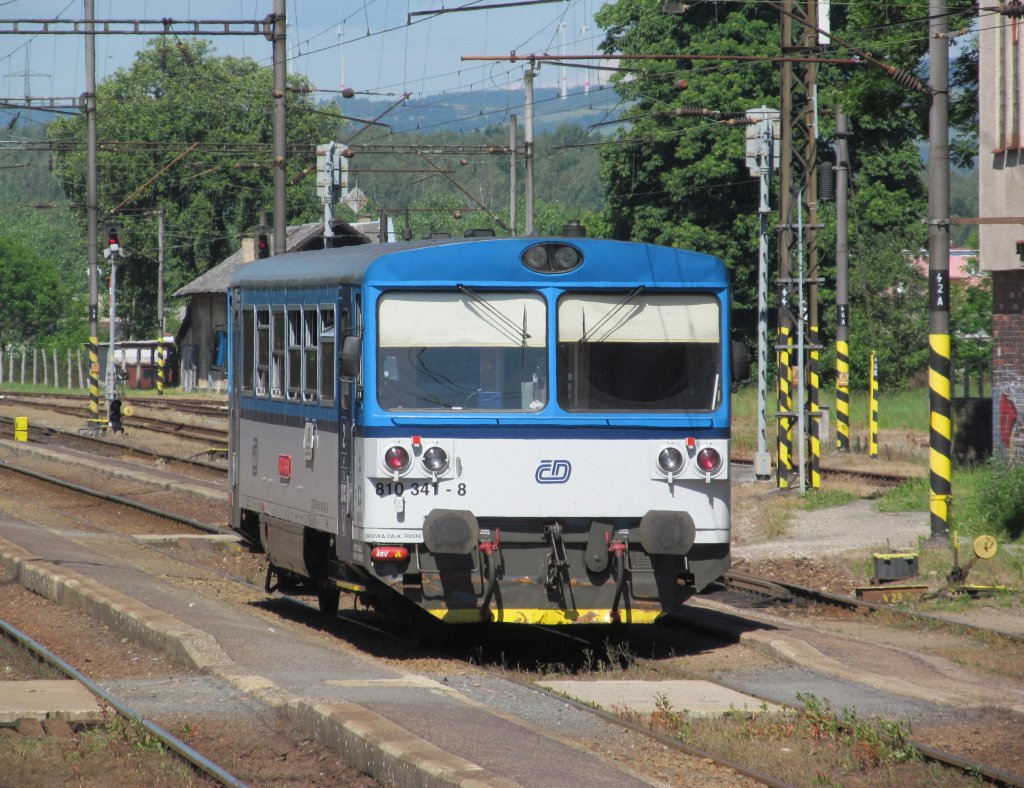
[426,608,666,625]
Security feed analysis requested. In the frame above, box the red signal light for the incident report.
[384,445,410,472]
[696,447,722,473]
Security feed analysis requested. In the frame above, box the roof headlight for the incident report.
[553,245,581,270]
[422,446,449,474]
[523,245,548,271]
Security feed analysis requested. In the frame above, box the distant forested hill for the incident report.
[331,85,622,135]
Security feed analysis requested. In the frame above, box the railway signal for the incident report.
[254,226,271,259]
[103,221,123,259]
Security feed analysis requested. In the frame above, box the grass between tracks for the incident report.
[618,693,971,787]
[0,710,211,787]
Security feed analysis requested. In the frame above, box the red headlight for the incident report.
[384,445,410,472]
[696,447,722,473]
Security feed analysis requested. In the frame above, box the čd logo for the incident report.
[535,459,572,484]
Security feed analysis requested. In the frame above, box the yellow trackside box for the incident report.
[14,416,28,442]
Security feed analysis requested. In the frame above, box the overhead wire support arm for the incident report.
[760,0,931,92]
[408,0,568,22]
[462,53,865,65]
[0,19,270,36]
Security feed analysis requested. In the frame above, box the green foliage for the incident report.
[48,40,347,338]
[961,459,1024,542]
[593,0,979,389]
[878,476,929,513]
[346,122,605,235]
[801,489,857,511]
[595,1,778,333]
[0,234,77,348]
[951,263,992,380]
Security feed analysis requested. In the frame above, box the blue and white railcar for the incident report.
[228,236,743,624]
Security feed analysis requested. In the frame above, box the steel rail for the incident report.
[720,569,1024,644]
[0,415,226,474]
[730,456,919,486]
[0,616,248,788]
[0,460,230,536]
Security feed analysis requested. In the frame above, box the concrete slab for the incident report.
[538,679,784,718]
[0,680,103,723]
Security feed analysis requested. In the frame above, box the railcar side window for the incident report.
[287,307,302,401]
[557,293,721,412]
[303,307,318,402]
[255,307,270,397]
[377,291,547,411]
[319,306,335,405]
[271,308,285,399]
[241,307,254,394]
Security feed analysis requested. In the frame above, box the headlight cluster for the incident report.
[655,443,723,479]
[382,444,449,476]
[521,242,583,274]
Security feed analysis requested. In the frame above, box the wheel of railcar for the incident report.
[317,584,341,617]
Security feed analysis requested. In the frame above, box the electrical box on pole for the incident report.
[746,107,779,481]
[745,107,780,176]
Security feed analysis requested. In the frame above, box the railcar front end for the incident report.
[230,238,741,625]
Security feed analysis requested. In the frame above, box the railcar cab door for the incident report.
[335,286,359,564]
[228,286,243,532]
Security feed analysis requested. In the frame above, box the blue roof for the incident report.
[230,238,727,290]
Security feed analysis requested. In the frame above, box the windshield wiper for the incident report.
[457,284,531,347]
[579,285,645,344]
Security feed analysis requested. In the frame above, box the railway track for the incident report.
[0,394,228,444]
[0,616,245,787]
[0,459,229,536]
[0,414,227,477]
[715,570,1024,644]
[731,455,921,487]
[4,456,1020,785]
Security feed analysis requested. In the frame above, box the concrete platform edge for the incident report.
[0,536,518,787]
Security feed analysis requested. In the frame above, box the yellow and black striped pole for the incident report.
[809,325,820,488]
[88,330,100,417]
[927,0,952,542]
[777,324,794,488]
[834,109,851,453]
[869,351,879,458]
[156,342,165,395]
[836,334,850,451]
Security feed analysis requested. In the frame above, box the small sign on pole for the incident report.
[869,351,879,458]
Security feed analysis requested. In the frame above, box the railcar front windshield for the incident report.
[557,292,722,411]
[377,291,547,411]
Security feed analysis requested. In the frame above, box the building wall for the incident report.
[979,11,1024,272]
[180,293,228,392]
[993,270,1024,458]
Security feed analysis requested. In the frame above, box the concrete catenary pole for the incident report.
[272,0,287,255]
[524,61,535,236]
[85,0,100,418]
[834,109,851,451]
[510,114,518,236]
[927,0,952,541]
[157,206,165,395]
[776,0,795,488]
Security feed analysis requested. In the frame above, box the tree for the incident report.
[0,234,71,349]
[593,0,970,385]
[48,40,347,338]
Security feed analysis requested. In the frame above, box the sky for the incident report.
[0,1,611,104]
